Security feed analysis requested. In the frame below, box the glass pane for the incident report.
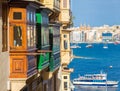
[42,27,44,46]
[64,76,67,79]
[27,11,29,22]
[13,12,22,20]
[27,26,31,47]
[64,34,67,38]
[64,82,67,89]
[13,26,22,46]
[30,12,32,23]
[34,12,36,23]
[30,26,34,47]
[64,40,68,49]
[34,26,36,46]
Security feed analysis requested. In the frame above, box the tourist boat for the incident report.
[72,71,119,88]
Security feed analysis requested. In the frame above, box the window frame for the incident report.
[10,23,26,50]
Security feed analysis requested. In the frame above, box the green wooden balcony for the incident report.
[37,52,50,71]
[49,52,60,72]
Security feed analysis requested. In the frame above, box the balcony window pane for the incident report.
[27,26,31,47]
[30,26,34,46]
[13,12,22,20]
[27,25,36,47]
[34,25,36,46]
[13,26,22,46]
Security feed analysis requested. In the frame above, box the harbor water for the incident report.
[68,43,120,91]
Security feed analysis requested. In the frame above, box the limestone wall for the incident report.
[0,3,9,91]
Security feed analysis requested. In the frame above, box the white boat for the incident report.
[86,44,93,48]
[70,81,75,91]
[114,41,120,45]
[72,71,119,88]
[103,46,108,49]
[71,43,81,48]
[103,43,108,49]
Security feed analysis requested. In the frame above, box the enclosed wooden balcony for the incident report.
[61,50,71,65]
[37,52,50,71]
[10,50,52,78]
[59,10,70,24]
[10,52,37,78]
[59,0,71,25]
[61,30,72,66]
[40,0,60,11]
[62,67,73,73]
[49,52,60,72]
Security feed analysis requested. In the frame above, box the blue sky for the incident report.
[71,0,120,27]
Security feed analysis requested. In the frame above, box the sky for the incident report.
[71,0,120,27]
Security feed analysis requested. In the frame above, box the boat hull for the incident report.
[73,81,118,87]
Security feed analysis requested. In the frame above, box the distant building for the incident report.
[70,25,120,43]
[102,32,112,42]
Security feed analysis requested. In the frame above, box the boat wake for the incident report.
[73,55,96,60]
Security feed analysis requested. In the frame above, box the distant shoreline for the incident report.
[70,42,114,44]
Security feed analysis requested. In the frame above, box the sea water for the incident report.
[68,43,120,91]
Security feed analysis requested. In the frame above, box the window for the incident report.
[64,82,68,90]
[27,10,36,48]
[64,40,68,49]
[27,25,36,48]
[52,26,60,52]
[13,26,22,47]
[64,76,67,79]
[64,34,67,38]
[63,0,67,8]
[41,25,49,47]
[13,12,22,20]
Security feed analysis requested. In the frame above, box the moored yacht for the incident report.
[103,42,108,49]
[103,45,108,49]
[71,43,81,48]
[86,44,93,48]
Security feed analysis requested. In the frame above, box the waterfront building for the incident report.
[72,30,81,43]
[59,0,74,91]
[0,0,62,91]
[60,29,73,91]
[102,32,113,42]
[70,25,120,43]
[113,33,120,42]
[40,0,61,91]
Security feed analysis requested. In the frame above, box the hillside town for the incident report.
[70,25,120,43]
